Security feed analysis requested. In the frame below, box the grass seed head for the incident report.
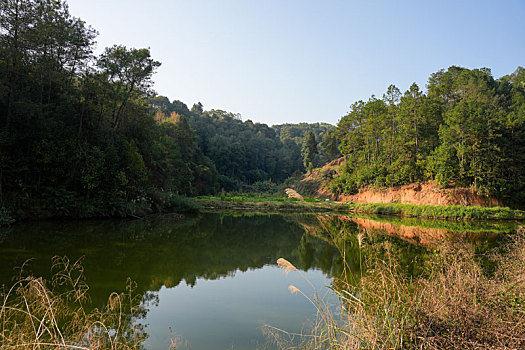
[277,258,298,274]
[288,285,300,294]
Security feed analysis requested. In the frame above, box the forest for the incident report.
[332,66,525,206]
[1,0,524,223]
[0,0,333,221]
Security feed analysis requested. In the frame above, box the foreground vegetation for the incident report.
[0,257,146,349]
[273,226,525,349]
[354,202,525,220]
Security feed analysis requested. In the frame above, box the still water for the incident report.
[0,212,517,349]
[0,213,341,349]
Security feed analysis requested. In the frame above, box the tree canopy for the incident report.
[332,66,525,206]
[0,0,218,219]
[150,98,309,191]
[1,0,523,220]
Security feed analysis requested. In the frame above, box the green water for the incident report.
[0,212,518,349]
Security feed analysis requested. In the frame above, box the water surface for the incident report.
[0,213,340,349]
[0,212,516,349]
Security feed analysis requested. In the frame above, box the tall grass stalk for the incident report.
[272,227,525,349]
[0,257,146,349]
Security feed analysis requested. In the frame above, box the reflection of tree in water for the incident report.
[292,213,508,292]
[3,212,503,308]
[298,233,314,270]
[1,213,506,348]
[0,213,341,307]
[291,215,431,285]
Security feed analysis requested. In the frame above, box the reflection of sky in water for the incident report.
[142,266,333,350]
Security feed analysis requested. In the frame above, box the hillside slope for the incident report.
[296,157,503,207]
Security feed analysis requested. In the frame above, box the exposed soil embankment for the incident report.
[339,182,502,207]
[296,157,503,207]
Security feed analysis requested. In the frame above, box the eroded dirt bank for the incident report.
[339,182,503,207]
[297,158,503,207]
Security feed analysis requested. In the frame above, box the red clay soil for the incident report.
[338,182,503,207]
[298,157,503,207]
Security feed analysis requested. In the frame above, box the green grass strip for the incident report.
[354,203,525,220]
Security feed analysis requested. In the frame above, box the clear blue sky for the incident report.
[66,0,525,126]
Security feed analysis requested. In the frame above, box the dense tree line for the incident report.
[273,122,339,167]
[332,66,525,205]
[151,99,346,191]
[0,0,218,219]
[0,0,331,221]
[3,1,519,220]
[151,98,308,191]
[0,0,334,223]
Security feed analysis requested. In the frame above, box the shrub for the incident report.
[164,195,200,213]
[273,227,525,349]
[0,205,15,226]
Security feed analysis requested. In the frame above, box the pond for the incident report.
[0,212,518,349]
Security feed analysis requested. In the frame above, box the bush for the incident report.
[0,205,15,226]
[164,195,200,213]
[273,226,525,350]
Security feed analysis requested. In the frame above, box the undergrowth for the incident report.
[163,195,200,213]
[195,195,303,202]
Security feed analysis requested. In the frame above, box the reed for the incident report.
[0,256,146,349]
[273,228,525,349]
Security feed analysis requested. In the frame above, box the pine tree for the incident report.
[301,130,318,171]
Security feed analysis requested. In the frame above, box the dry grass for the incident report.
[285,188,304,201]
[271,228,525,349]
[413,232,525,349]
[0,257,146,349]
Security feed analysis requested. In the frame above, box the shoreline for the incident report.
[194,198,352,212]
[3,198,524,226]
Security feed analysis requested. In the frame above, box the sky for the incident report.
[66,0,525,126]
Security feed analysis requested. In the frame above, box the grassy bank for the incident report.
[354,202,525,220]
[194,195,351,212]
[354,212,520,234]
[196,194,319,202]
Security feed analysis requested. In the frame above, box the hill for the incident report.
[301,66,525,208]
